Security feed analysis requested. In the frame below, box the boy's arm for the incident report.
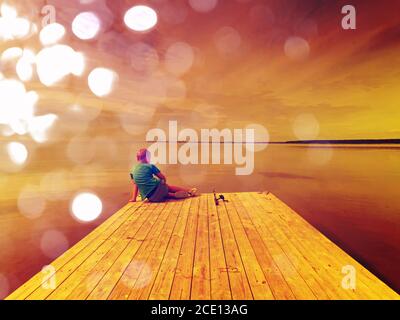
[129,178,139,202]
[155,172,167,183]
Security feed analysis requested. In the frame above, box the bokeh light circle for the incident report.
[36,45,85,86]
[67,135,96,164]
[40,170,71,201]
[1,47,23,61]
[40,230,70,259]
[40,23,65,46]
[124,5,158,32]
[245,124,270,152]
[72,12,101,40]
[29,114,58,144]
[308,146,334,166]
[71,192,102,222]
[88,68,117,97]
[293,113,320,140]
[21,49,36,64]
[18,185,46,219]
[0,79,27,125]
[0,273,9,299]
[189,0,218,13]
[159,2,188,25]
[7,142,28,165]
[0,79,38,140]
[129,42,159,72]
[166,78,187,101]
[165,42,194,76]
[121,260,153,289]
[16,58,33,82]
[284,36,310,61]
[0,3,16,19]
[0,142,30,173]
[214,26,242,56]
[10,18,31,38]
[249,4,275,27]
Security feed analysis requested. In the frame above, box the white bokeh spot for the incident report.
[124,5,158,32]
[88,68,118,97]
[72,12,101,40]
[71,192,103,222]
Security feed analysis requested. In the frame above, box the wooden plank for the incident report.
[191,195,211,300]
[169,197,200,300]
[243,192,339,299]
[25,203,145,300]
[243,193,343,299]
[223,195,275,299]
[229,193,296,300]
[253,193,396,299]
[257,192,367,299]
[265,193,398,299]
[238,193,317,300]
[64,202,164,299]
[108,201,175,300]
[148,198,192,300]
[6,202,142,300]
[216,197,253,300]
[207,194,232,300]
[130,200,184,300]
[258,192,364,299]
[87,203,166,300]
[42,202,161,300]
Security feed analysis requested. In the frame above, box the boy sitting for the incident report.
[129,148,197,203]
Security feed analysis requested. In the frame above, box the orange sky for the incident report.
[2,0,400,141]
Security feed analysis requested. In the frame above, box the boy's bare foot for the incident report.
[188,188,198,197]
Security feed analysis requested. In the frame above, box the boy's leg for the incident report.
[167,185,190,193]
[167,184,189,199]
[167,192,178,199]
[167,185,198,199]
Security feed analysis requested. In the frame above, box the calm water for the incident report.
[1,144,399,298]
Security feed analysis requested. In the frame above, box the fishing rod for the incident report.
[213,189,228,206]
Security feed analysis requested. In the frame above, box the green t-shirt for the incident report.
[131,163,161,199]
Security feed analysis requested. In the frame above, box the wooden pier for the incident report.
[6,192,399,300]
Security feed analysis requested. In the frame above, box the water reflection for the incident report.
[0,144,399,298]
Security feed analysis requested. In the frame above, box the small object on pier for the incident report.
[213,189,228,206]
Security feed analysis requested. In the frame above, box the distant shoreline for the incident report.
[143,139,400,145]
[282,139,400,145]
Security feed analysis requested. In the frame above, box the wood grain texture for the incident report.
[6,193,399,300]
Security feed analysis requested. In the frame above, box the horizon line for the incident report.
[141,138,400,144]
